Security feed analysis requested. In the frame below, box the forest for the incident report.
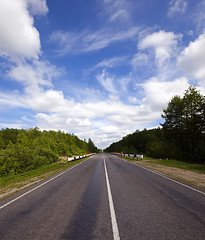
[105,86,205,163]
[0,128,98,176]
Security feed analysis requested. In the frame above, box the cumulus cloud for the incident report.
[0,0,41,60]
[31,95,157,148]
[36,113,92,132]
[26,0,48,15]
[21,75,189,148]
[8,60,61,94]
[178,32,205,87]
[138,30,181,67]
[6,70,172,148]
[128,96,138,104]
[22,89,67,112]
[141,77,190,111]
[168,0,188,18]
[1,0,200,149]
[42,29,196,148]
[7,67,190,149]
[77,127,130,149]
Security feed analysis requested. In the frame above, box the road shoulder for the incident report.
[120,157,205,190]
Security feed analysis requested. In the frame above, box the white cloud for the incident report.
[194,1,205,33]
[26,85,167,148]
[138,30,181,67]
[178,32,205,86]
[84,56,128,76]
[50,27,139,55]
[96,70,132,97]
[7,73,191,149]
[32,98,151,149]
[36,113,92,132]
[120,76,131,92]
[187,30,194,36]
[2,0,201,150]
[22,89,67,112]
[110,9,127,21]
[102,0,131,23]
[4,76,164,148]
[0,122,27,130]
[76,127,130,150]
[0,0,41,60]
[84,27,138,52]
[131,53,149,71]
[0,91,26,109]
[95,57,127,69]
[8,60,61,94]
[168,0,188,18]
[141,77,190,111]
[128,96,138,104]
[97,70,118,95]
[26,0,48,15]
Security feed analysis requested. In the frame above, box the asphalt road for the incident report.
[0,153,205,240]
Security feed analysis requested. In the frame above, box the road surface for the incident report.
[0,153,205,239]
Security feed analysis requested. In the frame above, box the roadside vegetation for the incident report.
[143,157,205,174]
[121,156,205,174]
[0,158,89,200]
[105,86,205,164]
[120,155,205,190]
[0,127,99,177]
[0,158,85,187]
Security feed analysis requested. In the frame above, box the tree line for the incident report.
[105,86,205,163]
[0,128,99,176]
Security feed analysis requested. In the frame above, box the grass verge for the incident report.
[0,158,88,200]
[144,157,205,174]
[122,156,205,174]
[121,156,205,190]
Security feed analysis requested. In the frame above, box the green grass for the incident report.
[121,156,205,174]
[0,158,87,189]
[142,157,205,174]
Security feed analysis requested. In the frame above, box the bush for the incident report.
[0,128,98,177]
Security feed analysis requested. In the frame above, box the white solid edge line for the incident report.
[103,157,120,240]
[117,156,205,196]
[0,157,92,210]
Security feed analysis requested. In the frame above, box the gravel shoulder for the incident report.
[137,160,205,190]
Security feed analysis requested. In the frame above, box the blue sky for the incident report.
[1,0,205,149]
